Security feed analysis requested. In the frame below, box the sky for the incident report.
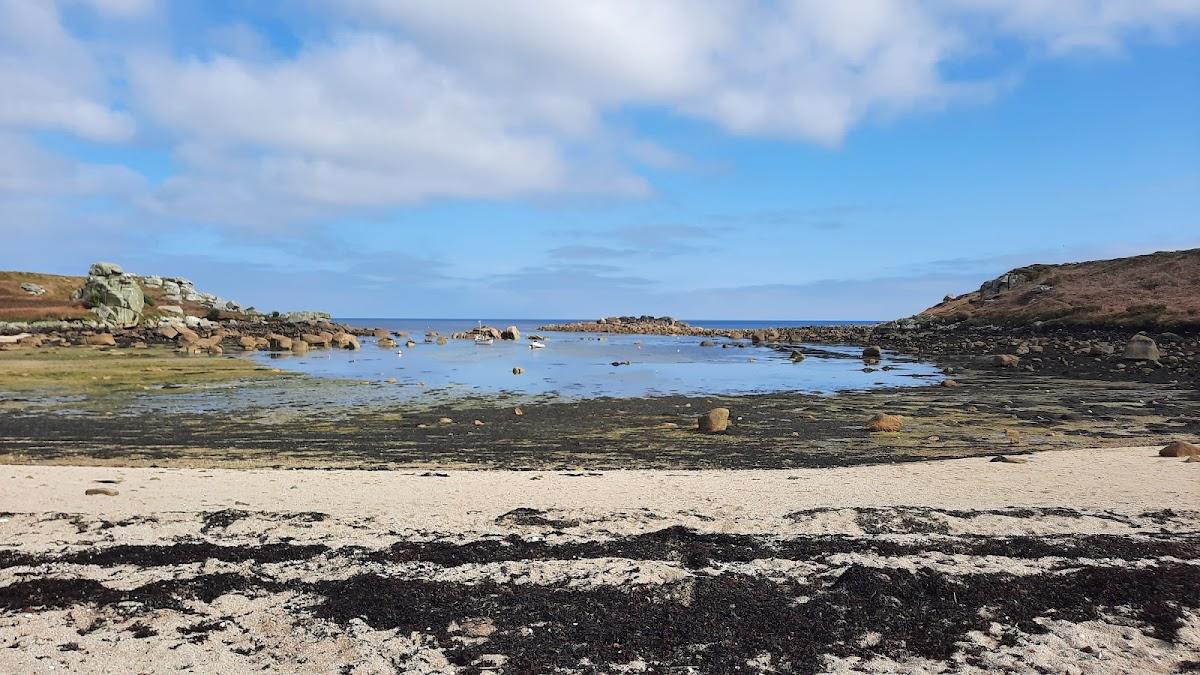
[2,1,1198,320]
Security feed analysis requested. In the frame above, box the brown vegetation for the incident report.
[0,272,90,322]
[921,249,1200,328]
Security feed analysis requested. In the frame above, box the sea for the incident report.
[242,318,944,401]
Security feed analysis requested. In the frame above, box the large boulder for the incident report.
[88,261,124,276]
[302,333,331,348]
[267,333,293,351]
[501,326,521,341]
[865,413,903,432]
[78,262,144,328]
[862,345,882,359]
[333,333,360,350]
[1122,334,1161,362]
[698,408,730,434]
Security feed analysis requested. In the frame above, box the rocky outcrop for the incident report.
[541,316,690,335]
[453,326,502,340]
[501,326,521,341]
[76,262,145,328]
[978,272,1027,300]
[917,249,1200,327]
[287,311,332,324]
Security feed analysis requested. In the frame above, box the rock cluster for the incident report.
[540,316,690,335]
[142,273,241,313]
[978,272,1027,300]
[75,262,145,328]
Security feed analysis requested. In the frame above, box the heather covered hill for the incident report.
[919,249,1200,328]
[0,272,90,323]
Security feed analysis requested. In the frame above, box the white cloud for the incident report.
[129,34,655,226]
[0,0,134,141]
[4,0,1199,230]
[944,0,1200,55]
[0,133,144,197]
[81,0,155,18]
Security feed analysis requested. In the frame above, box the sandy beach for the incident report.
[2,446,1197,673]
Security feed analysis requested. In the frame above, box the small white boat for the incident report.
[529,341,545,349]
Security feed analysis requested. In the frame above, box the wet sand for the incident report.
[2,446,1197,673]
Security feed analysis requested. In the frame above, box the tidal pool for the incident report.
[248,330,944,401]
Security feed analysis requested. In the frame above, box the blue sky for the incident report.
[2,1,1198,319]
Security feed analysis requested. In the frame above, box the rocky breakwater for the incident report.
[540,316,700,335]
[540,317,876,345]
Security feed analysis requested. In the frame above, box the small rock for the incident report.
[990,455,1028,464]
[512,367,524,375]
[437,417,454,425]
[862,345,882,359]
[993,354,1020,368]
[940,379,959,387]
[84,333,116,347]
[85,488,119,496]
[460,617,497,638]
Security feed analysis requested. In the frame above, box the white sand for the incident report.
[2,446,1197,674]
[1,446,1193,527]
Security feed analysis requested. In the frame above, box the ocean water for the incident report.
[245,318,943,401]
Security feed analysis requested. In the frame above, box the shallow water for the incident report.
[249,324,943,401]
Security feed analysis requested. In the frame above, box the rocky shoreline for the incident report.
[540,319,1199,385]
